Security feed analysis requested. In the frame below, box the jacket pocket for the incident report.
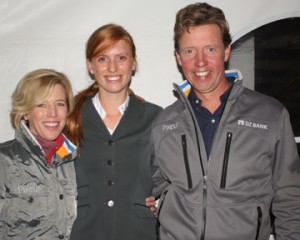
[134,202,157,218]
[76,204,91,221]
[255,205,262,240]
[75,184,90,221]
[59,178,77,196]
[205,201,266,240]
[157,189,168,219]
[220,132,232,188]
[3,180,49,237]
[59,178,77,225]
[181,135,193,189]
[77,184,89,201]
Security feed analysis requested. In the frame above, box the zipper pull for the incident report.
[203,175,207,189]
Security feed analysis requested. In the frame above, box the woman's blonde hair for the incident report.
[11,69,74,129]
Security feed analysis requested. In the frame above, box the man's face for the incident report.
[176,24,231,99]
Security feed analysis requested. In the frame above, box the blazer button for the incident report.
[107,180,114,186]
[108,140,114,146]
[107,160,113,166]
[107,200,114,207]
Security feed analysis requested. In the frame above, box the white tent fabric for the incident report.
[1,0,300,141]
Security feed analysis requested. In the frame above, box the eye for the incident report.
[36,103,46,108]
[206,47,216,53]
[57,101,67,107]
[181,48,196,57]
[97,56,108,63]
[117,55,127,62]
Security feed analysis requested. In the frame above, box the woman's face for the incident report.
[87,39,136,96]
[24,84,68,141]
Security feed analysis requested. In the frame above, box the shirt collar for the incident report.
[92,93,130,119]
[188,81,232,106]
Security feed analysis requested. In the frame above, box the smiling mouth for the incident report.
[195,71,210,77]
[44,122,59,127]
[107,76,121,81]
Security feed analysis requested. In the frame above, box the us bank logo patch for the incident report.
[238,119,268,130]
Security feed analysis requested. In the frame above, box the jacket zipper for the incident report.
[255,205,262,240]
[200,175,207,240]
[181,135,193,189]
[220,132,232,188]
[174,79,238,240]
[183,97,207,240]
[173,83,206,240]
[156,190,168,239]
[157,189,168,218]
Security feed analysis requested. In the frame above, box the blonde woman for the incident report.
[0,69,77,239]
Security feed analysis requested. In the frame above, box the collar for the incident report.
[18,121,76,165]
[177,69,242,98]
[33,134,64,164]
[92,93,130,119]
[188,83,232,106]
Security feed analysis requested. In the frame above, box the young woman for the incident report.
[66,24,162,240]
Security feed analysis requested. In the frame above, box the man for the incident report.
[148,2,300,240]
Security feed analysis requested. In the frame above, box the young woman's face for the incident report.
[87,40,136,96]
[24,84,68,141]
[176,24,231,99]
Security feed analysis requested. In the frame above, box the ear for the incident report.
[175,51,182,66]
[87,59,94,74]
[224,45,231,62]
[23,114,29,120]
[132,57,137,70]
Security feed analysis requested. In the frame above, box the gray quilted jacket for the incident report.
[0,121,77,239]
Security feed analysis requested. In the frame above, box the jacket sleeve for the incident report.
[271,107,300,239]
[151,156,169,198]
[0,153,7,228]
[150,128,169,198]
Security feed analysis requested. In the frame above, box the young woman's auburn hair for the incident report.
[65,24,144,146]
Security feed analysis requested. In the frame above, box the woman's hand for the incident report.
[145,196,157,215]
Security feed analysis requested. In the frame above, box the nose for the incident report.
[108,59,117,73]
[47,104,57,117]
[195,50,207,67]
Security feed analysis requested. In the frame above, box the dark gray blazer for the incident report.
[70,94,162,240]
